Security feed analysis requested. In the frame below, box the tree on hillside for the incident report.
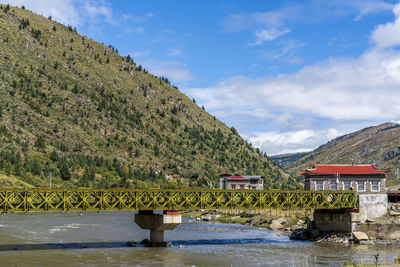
[4,4,10,13]
[34,135,46,150]
[59,159,71,180]
[29,157,43,176]
[82,166,95,185]
[50,150,60,162]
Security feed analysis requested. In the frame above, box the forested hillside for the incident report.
[0,5,297,189]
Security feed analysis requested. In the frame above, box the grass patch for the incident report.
[0,173,34,188]
[180,211,203,217]
[232,217,248,224]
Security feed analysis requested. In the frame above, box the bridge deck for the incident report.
[0,189,357,212]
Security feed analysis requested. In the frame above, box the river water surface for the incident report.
[0,211,399,266]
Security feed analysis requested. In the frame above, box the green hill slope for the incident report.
[0,5,296,189]
[286,122,400,186]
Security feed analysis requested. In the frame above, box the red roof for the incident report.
[300,164,389,175]
[225,175,262,181]
[219,173,233,177]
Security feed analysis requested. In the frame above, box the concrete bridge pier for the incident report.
[313,193,389,233]
[134,210,181,247]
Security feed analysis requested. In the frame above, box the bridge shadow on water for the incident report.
[0,238,290,252]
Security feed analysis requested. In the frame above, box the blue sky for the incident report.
[3,0,400,155]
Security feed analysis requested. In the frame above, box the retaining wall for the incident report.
[356,223,400,240]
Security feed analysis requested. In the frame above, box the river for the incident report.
[0,211,398,266]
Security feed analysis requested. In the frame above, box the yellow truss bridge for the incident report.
[0,189,357,212]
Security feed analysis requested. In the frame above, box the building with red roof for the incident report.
[301,164,389,193]
[219,174,264,190]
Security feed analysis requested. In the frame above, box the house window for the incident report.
[343,181,351,190]
[316,181,324,191]
[240,184,244,189]
[371,181,380,192]
[357,182,366,192]
[330,182,338,191]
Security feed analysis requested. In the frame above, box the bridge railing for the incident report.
[0,188,357,212]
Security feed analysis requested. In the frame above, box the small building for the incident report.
[301,164,388,193]
[219,173,264,190]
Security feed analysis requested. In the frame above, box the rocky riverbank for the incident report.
[181,210,400,246]
[181,210,309,237]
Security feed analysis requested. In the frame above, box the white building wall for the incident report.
[219,178,225,189]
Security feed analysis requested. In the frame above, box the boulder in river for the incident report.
[297,219,305,225]
[290,229,308,240]
[389,210,400,216]
[276,218,287,225]
[310,229,320,240]
[352,231,369,242]
[269,219,284,230]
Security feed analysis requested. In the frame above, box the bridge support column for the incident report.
[313,209,353,233]
[134,210,181,247]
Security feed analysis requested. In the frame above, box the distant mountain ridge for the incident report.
[285,122,400,185]
[0,5,297,189]
[270,152,309,167]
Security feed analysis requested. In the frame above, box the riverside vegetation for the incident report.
[0,5,298,189]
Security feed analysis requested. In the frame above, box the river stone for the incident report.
[389,210,400,216]
[202,214,212,221]
[140,239,150,246]
[269,220,283,230]
[297,219,305,225]
[352,231,369,241]
[246,217,254,223]
[359,240,374,245]
[126,241,136,247]
[290,229,308,240]
[276,218,287,225]
[310,229,320,239]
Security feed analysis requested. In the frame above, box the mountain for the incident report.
[0,5,296,189]
[270,152,309,167]
[285,122,400,186]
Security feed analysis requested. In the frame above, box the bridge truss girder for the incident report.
[0,189,357,212]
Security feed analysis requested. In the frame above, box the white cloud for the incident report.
[122,13,154,23]
[167,48,183,57]
[0,0,151,31]
[222,5,301,32]
[263,39,304,63]
[130,50,150,58]
[243,128,343,155]
[140,60,194,82]
[190,3,400,154]
[223,1,394,50]
[222,5,299,48]
[249,28,290,46]
[190,48,400,121]
[340,0,394,21]
[0,0,82,26]
[134,27,145,34]
[83,2,115,25]
[371,3,400,48]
